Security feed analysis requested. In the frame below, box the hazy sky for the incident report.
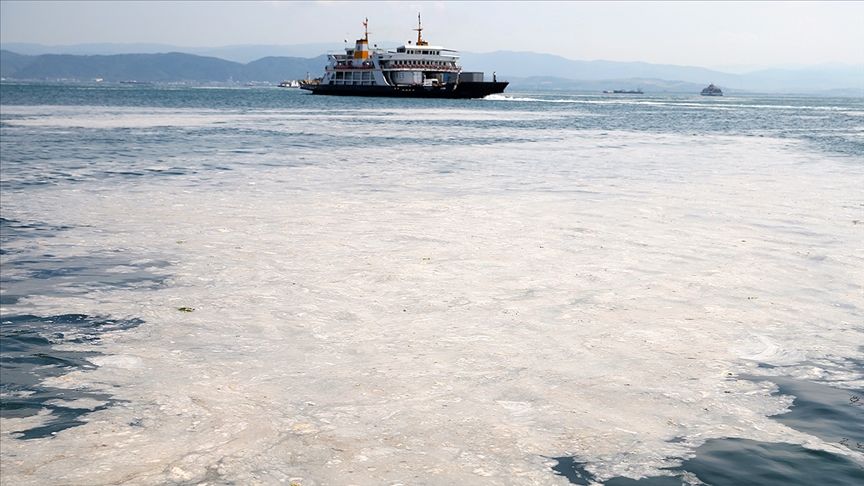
[1,1,862,70]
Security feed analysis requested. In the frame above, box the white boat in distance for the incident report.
[701,84,723,96]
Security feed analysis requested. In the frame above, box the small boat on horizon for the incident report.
[701,84,723,96]
[603,88,643,94]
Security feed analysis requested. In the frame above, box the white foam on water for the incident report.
[1,115,862,485]
[484,94,590,105]
[736,335,809,366]
[43,398,108,410]
[0,104,561,129]
[87,355,144,370]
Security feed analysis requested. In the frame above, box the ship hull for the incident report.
[303,81,508,99]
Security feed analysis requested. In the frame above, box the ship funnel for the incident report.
[354,18,370,59]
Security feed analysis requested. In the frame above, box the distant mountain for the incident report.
[1,44,861,95]
[460,52,723,83]
[0,50,33,77]
[0,50,327,83]
[460,51,864,94]
[242,56,327,82]
[1,42,395,64]
[5,52,242,83]
[731,65,864,92]
[504,76,709,94]
[3,42,204,57]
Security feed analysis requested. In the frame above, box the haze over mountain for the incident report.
[1,43,862,96]
[1,42,351,64]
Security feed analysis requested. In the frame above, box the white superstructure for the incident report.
[317,15,464,89]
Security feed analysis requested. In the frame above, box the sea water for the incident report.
[1,83,862,485]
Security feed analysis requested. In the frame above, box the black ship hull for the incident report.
[303,81,508,99]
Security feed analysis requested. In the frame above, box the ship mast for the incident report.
[353,18,370,60]
[414,13,428,46]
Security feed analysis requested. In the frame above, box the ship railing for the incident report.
[329,64,461,72]
[382,65,460,71]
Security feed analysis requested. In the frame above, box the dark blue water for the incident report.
[0,314,141,439]
[553,439,864,485]
[552,374,864,485]
[1,212,166,438]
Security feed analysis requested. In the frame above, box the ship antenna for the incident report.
[414,13,426,46]
[363,18,369,42]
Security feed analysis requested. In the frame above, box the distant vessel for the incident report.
[298,73,320,89]
[278,80,300,88]
[300,15,508,98]
[603,88,643,94]
[701,84,723,96]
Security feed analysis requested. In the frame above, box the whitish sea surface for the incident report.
[1,83,863,485]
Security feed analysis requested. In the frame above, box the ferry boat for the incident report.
[701,84,723,96]
[301,16,508,98]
